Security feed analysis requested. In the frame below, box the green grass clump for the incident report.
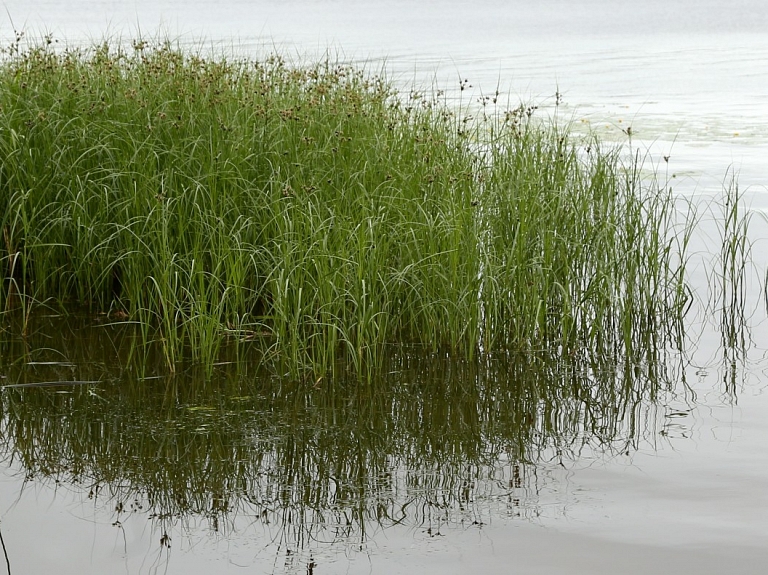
[0,39,688,375]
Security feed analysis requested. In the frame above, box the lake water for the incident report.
[2,1,768,573]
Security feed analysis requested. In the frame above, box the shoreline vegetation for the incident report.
[0,37,692,377]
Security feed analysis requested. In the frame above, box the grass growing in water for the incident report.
[0,38,689,376]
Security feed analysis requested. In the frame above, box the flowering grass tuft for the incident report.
[0,39,689,375]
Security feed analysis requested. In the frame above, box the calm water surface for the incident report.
[2,1,768,573]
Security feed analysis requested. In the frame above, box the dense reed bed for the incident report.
[0,39,689,375]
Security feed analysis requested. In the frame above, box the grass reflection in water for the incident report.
[0,315,674,555]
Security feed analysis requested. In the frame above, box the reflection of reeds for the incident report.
[0,38,690,376]
[0,319,674,550]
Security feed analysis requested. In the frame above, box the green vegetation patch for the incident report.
[0,39,688,375]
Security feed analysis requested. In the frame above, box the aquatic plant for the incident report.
[0,38,689,375]
[717,175,751,348]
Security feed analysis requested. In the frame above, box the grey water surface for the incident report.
[2,2,768,574]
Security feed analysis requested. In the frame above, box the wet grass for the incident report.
[0,38,690,376]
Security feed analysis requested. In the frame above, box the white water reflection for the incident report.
[1,1,768,574]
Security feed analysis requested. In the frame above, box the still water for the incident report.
[2,1,768,573]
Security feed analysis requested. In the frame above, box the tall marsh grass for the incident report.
[0,39,689,375]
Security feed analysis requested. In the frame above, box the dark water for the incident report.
[2,1,768,573]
